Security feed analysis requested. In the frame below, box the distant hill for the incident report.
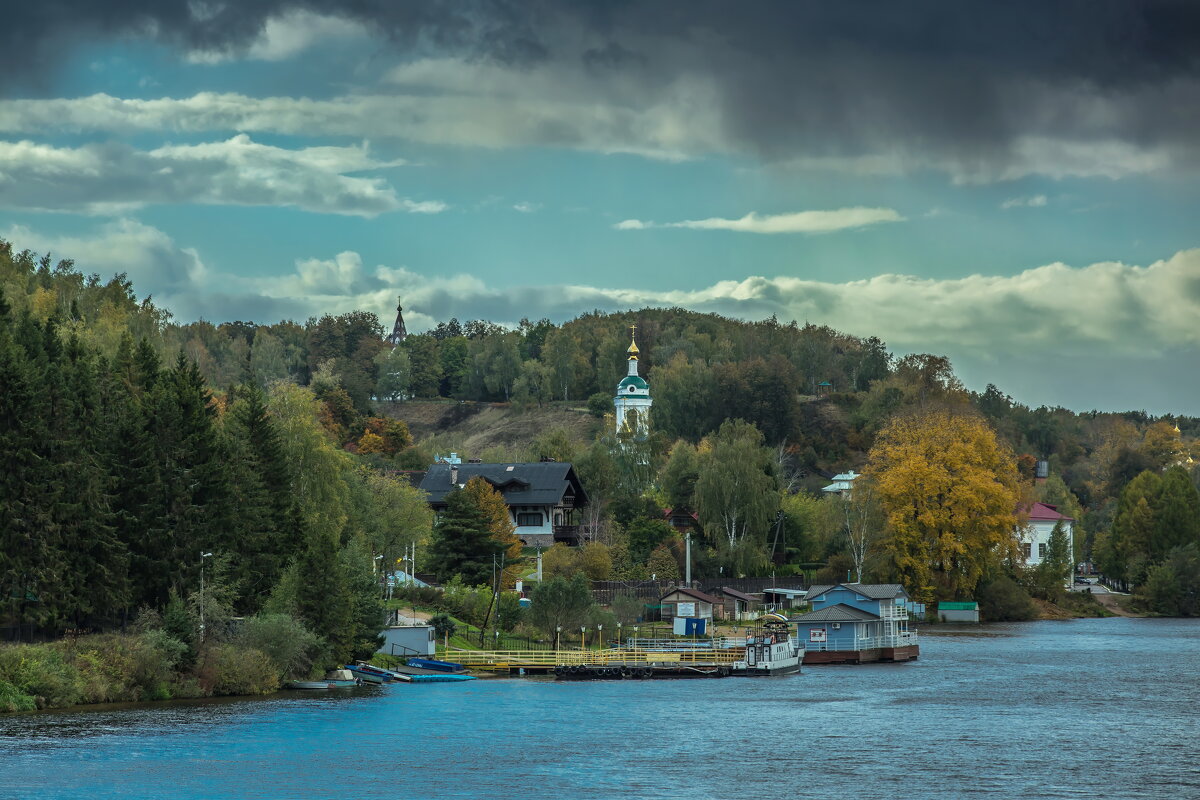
[380,400,602,459]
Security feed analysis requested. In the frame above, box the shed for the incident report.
[937,601,980,623]
[709,586,763,621]
[379,625,436,657]
[659,587,719,623]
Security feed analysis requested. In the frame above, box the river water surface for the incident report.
[2,618,1198,799]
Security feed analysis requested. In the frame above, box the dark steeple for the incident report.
[386,296,408,346]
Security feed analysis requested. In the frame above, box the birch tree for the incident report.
[695,420,779,574]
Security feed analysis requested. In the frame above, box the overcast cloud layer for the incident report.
[2,2,1199,177]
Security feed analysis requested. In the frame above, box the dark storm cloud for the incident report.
[7,1,1200,170]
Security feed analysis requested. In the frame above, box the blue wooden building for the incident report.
[788,583,920,664]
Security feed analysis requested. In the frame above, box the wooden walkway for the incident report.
[445,648,741,673]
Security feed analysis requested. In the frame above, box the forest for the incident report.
[2,235,1200,708]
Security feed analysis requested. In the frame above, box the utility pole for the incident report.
[685,532,692,587]
[199,551,213,642]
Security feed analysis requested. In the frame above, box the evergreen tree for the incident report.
[293,526,353,665]
[426,489,504,586]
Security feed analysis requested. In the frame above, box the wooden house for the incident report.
[420,461,588,547]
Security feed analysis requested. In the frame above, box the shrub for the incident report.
[237,614,326,679]
[0,644,82,709]
[586,392,611,418]
[429,613,457,641]
[67,633,187,704]
[0,679,36,713]
[203,645,279,696]
[976,576,1037,622]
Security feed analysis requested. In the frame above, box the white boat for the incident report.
[731,613,805,676]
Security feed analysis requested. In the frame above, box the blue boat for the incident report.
[407,673,476,683]
[406,657,467,673]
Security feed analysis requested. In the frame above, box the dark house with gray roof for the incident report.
[419,461,589,547]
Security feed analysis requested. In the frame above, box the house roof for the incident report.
[1023,502,1075,522]
[763,587,808,598]
[716,587,759,604]
[661,586,721,605]
[788,603,879,623]
[806,583,908,601]
[419,462,588,508]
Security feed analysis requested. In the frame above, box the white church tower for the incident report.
[614,325,651,438]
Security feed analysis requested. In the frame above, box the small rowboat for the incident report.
[350,662,411,683]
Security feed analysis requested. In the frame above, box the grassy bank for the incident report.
[0,613,328,713]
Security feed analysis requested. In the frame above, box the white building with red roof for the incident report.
[1018,502,1075,569]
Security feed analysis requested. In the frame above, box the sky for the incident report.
[1,1,1199,415]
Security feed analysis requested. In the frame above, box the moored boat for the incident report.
[284,679,359,690]
[729,613,804,676]
[406,657,467,673]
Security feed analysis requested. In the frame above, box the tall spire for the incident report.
[627,325,639,360]
[386,296,408,346]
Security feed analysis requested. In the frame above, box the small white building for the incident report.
[821,471,859,497]
[1018,502,1075,570]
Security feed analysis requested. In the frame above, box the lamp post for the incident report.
[617,622,623,650]
[633,626,639,651]
[597,623,604,650]
[555,626,562,652]
[199,551,213,642]
[581,626,587,649]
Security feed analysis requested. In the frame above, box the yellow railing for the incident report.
[442,648,742,669]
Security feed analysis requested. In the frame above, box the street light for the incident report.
[633,626,639,651]
[581,626,587,649]
[597,623,604,650]
[199,552,213,642]
[617,622,623,650]
[555,626,562,652]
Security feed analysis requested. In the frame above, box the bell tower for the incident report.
[386,296,408,346]
[613,325,651,438]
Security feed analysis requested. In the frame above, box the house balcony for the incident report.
[553,525,581,545]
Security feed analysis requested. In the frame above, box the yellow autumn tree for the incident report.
[463,476,523,588]
[867,407,1022,603]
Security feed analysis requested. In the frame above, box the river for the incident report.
[2,618,1198,799]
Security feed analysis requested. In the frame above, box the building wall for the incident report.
[379,625,436,657]
[797,620,879,650]
[1018,520,1074,567]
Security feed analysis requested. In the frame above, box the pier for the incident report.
[445,647,742,677]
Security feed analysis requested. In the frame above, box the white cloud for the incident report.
[0,134,440,216]
[513,202,540,213]
[9,219,1199,378]
[615,208,904,234]
[1001,194,1049,209]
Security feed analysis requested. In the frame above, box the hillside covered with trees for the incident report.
[2,232,1199,682]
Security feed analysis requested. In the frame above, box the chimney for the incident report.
[450,464,458,486]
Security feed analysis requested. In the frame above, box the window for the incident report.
[516,512,543,527]
[1022,543,1032,560]
[1038,542,1048,559]
[628,386,636,392]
